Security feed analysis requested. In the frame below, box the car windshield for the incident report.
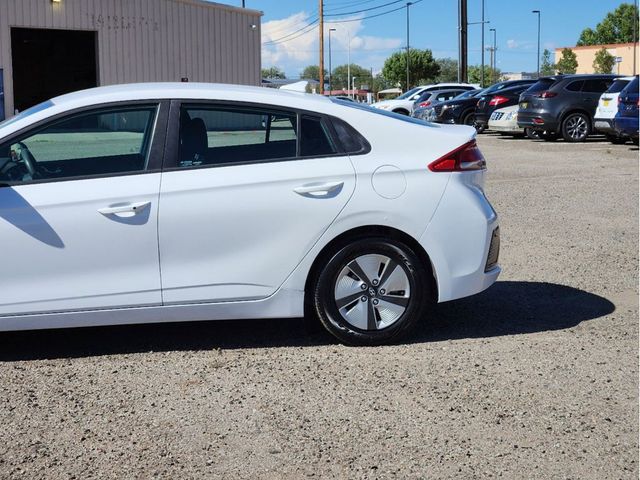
[330,98,437,126]
[606,79,631,94]
[396,87,423,100]
[0,100,54,129]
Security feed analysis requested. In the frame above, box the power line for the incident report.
[329,0,423,24]
[263,18,319,45]
[325,0,406,17]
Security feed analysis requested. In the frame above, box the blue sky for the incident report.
[224,0,632,78]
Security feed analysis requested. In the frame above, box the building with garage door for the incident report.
[0,0,262,121]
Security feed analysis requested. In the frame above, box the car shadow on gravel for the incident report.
[0,281,615,361]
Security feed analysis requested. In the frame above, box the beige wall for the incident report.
[0,0,262,118]
[556,43,639,75]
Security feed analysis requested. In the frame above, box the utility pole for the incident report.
[481,0,485,87]
[406,2,412,91]
[634,0,637,74]
[458,0,468,83]
[319,0,324,95]
[328,28,336,94]
[532,10,541,78]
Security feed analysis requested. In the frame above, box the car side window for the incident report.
[565,81,584,92]
[0,105,157,184]
[179,106,297,167]
[583,79,613,93]
[300,115,336,157]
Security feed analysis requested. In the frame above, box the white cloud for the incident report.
[261,12,402,78]
[507,39,519,49]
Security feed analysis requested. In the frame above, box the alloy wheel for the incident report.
[564,114,589,141]
[333,254,410,331]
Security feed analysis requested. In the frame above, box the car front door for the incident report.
[0,102,167,317]
[158,102,356,304]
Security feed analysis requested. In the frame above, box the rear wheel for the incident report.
[462,111,475,126]
[393,109,409,116]
[312,237,430,346]
[561,113,590,142]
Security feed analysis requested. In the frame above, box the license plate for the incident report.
[603,100,610,107]
[520,102,528,109]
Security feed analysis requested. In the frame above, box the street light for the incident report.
[347,30,352,98]
[489,28,496,83]
[328,28,336,94]
[532,10,541,78]
[406,2,413,91]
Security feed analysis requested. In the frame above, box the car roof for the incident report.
[51,82,333,110]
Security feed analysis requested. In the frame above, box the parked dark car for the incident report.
[613,76,639,144]
[412,89,468,120]
[475,84,536,131]
[517,74,617,142]
[429,80,536,127]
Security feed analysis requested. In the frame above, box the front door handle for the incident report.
[294,181,344,198]
[98,201,151,216]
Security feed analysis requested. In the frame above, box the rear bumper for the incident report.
[517,111,559,131]
[420,174,500,303]
[593,118,617,134]
[614,117,639,138]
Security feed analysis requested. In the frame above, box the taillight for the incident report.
[419,101,432,107]
[489,95,509,106]
[428,140,486,172]
[536,91,557,98]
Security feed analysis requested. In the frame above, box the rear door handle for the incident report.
[294,181,344,198]
[98,201,151,216]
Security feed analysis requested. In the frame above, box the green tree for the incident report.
[540,49,555,76]
[593,47,616,73]
[331,64,372,90]
[382,49,440,90]
[577,2,639,45]
[555,48,578,74]
[435,58,459,83]
[261,66,286,79]
[300,65,327,81]
[468,65,501,85]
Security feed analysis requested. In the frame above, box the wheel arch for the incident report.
[392,108,410,116]
[303,225,438,311]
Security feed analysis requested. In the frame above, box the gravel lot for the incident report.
[0,133,637,479]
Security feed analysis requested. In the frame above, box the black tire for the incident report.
[393,109,409,116]
[461,111,475,126]
[606,134,627,145]
[561,112,590,142]
[633,137,639,146]
[311,237,431,346]
[525,127,541,140]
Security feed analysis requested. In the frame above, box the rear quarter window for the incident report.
[582,79,613,93]
[565,80,584,92]
[525,79,557,93]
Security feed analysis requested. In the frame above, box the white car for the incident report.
[371,83,479,116]
[0,83,500,345]
[489,105,541,139]
[594,76,635,143]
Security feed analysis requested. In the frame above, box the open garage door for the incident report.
[11,28,97,112]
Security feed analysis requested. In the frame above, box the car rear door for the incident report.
[0,102,168,316]
[157,101,356,304]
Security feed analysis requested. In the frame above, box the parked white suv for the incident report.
[371,83,479,116]
[594,76,635,143]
